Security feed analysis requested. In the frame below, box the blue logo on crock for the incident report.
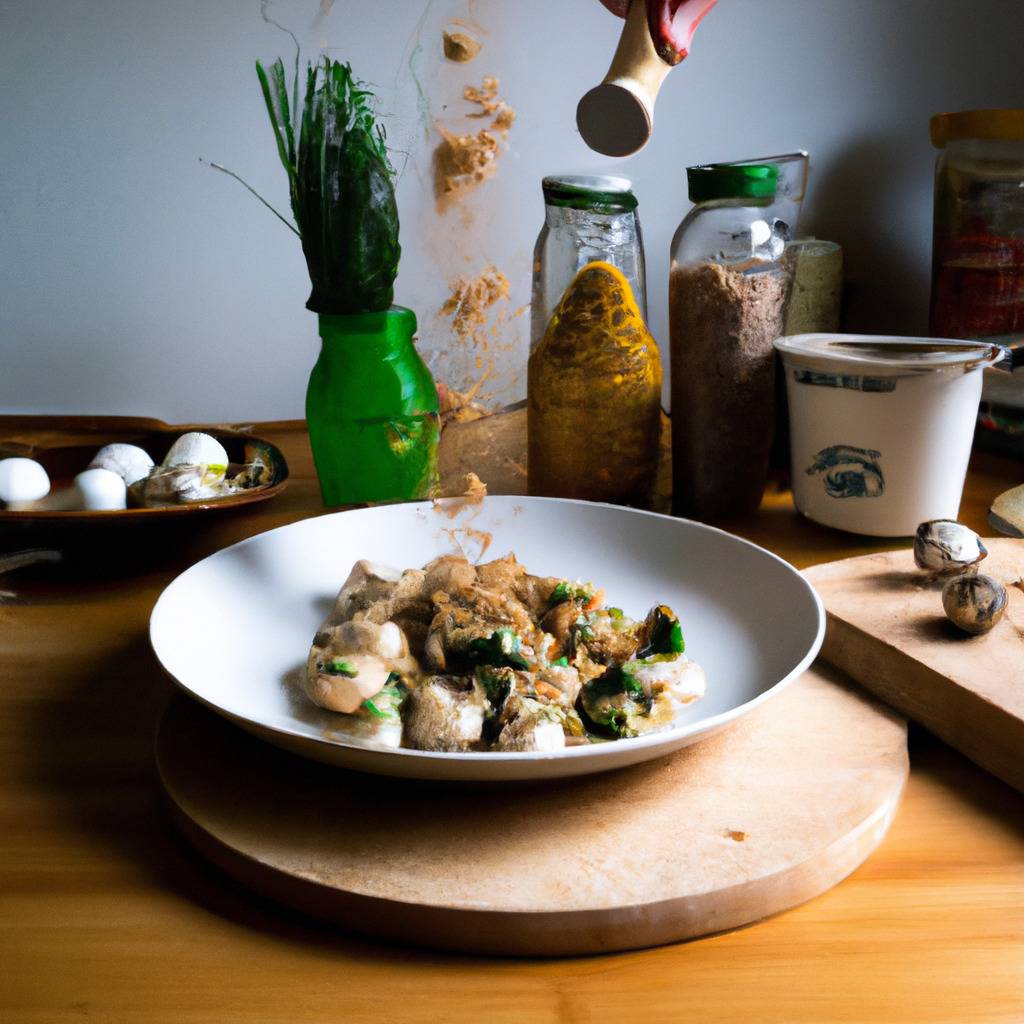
[806,445,884,499]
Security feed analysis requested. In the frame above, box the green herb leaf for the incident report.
[362,697,386,718]
[551,656,569,667]
[255,58,298,205]
[323,658,358,677]
[637,605,685,658]
[468,627,531,670]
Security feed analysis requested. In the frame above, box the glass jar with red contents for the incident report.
[930,110,1024,339]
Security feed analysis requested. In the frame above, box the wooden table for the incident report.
[2,421,1022,1023]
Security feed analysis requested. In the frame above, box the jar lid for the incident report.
[687,163,778,202]
[774,333,1003,375]
[930,109,1024,148]
[541,175,638,213]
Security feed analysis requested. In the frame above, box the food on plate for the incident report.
[304,553,705,752]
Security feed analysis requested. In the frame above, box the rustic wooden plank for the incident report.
[806,541,1024,792]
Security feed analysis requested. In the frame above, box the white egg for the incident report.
[0,457,51,507]
[73,468,127,511]
[89,443,154,486]
[163,432,229,471]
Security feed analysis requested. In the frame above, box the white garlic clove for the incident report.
[73,468,127,511]
[913,520,987,576]
[89,443,154,486]
[941,573,1007,635]
[163,433,229,475]
[0,457,51,509]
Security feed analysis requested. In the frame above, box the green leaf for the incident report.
[468,627,531,671]
[255,59,298,202]
[637,605,685,658]
[287,57,401,314]
[362,697,386,718]
[323,658,358,677]
[551,656,569,667]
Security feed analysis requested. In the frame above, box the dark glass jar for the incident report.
[930,109,1024,339]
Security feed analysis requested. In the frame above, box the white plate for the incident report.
[150,496,825,781]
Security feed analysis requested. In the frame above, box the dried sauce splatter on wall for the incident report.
[436,265,508,412]
[432,77,515,208]
[440,264,510,345]
[443,27,481,63]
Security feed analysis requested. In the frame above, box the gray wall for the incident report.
[2,0,1022,420]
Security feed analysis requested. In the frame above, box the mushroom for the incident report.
[0,457,51,509]
[1,457,129,511]
[162,432,229,473]
[941,573,1008,635]
[913,520,987,577]
[126,433,232,506]
[88,443,154,486]
[71,468,127,510]
[304,652,394,714]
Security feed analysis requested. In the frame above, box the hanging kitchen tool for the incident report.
[577,0,718,157]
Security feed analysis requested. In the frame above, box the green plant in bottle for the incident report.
[244,55,438,505]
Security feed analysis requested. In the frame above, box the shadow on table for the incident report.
[19,636,1024,964]
[16,635,517,965]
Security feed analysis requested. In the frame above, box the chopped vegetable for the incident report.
[363,684,404,721]
[362,697,387,718]
[636,605,685,658]
[322,658,358,677]
[548,580,594,609]
[468,627,531,670]
[475,664,516,703]
[576,666,651,738]
[551,656,569,667]
[573,615,595,642]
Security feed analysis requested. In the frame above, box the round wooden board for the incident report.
[156,662,907,956]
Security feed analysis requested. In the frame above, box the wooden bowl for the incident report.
[0,417,289,524]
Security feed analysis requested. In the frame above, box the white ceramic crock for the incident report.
[774,334,1002,537]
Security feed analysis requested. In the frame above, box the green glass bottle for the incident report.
[306,306,439,505]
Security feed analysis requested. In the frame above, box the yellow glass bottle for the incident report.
[528,260,663,507]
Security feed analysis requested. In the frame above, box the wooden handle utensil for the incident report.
[577,0,717,157]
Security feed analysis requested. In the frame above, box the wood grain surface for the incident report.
[807,541,1024,793]
[156,665,907,955]
[2,417,1023,1023]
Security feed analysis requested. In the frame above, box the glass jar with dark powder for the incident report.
[668,163,793,519]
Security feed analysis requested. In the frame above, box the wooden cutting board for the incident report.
[156,663,907,956]
[805,538,1024,794]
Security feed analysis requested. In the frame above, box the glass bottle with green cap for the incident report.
[668,162,793,520]
[531,174,648,352]
[528,173,663,508]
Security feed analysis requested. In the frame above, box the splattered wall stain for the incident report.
[443,23,482,63]
[432,77,516,210]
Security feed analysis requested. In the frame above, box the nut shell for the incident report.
[914,520,986,576]
[941,573,1007,635]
